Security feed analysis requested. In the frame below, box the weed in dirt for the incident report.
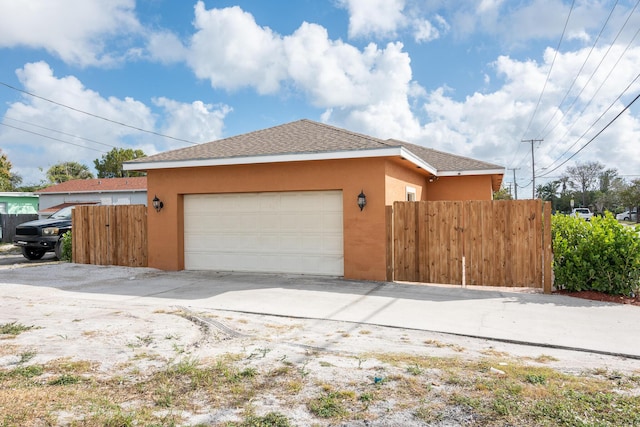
[0,321,34,336]
[406,364,423,376]
[531,354,559,363]
[229,410,292,427]
[414,402,445,423]
[1,349,639,426]
[48,374,82,386]
[17,350,36,364]
[308,389,355,418]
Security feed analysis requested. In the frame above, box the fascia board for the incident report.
[438,168,506,177]
[124,147,423,171]
[123,146,503,178]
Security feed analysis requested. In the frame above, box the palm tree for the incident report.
[46,162,94,184]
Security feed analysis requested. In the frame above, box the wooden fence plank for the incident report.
[390,200,550,289]
[72,205,147,268]
[386,205,393,281]
[543,201,552,293]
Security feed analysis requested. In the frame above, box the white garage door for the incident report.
[184,191,344,275]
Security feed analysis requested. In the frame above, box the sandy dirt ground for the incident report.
[1,252,639,425]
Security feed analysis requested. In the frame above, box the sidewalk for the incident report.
[2,263,639,358]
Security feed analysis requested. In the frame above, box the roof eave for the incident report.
[437,168,506,177]
[123,147,504,181]
[124,147,440,173]
[36,189,147,195]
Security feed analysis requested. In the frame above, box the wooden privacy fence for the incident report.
[72,205,148,267]
[1,214,38,243]
[389,200,552,292]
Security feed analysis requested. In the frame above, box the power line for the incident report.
[0,81,199,146]
[539,0,640,145]
[522,139,543,198]
[534,0,621,140]
[539,70,640,173]
[521,0,576,139]
[2,116,117,149]
[0,122,107,153]
[537,91,640,178]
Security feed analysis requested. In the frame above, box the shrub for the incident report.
[60,231,72,261]
[552,212,640,295]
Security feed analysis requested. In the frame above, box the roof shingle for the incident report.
[128,119,502,173]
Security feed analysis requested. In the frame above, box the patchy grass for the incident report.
[0,322,35,336]
[1,349,639,426]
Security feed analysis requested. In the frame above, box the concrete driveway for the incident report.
[1,262,639,359]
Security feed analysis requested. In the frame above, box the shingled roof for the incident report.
[37,177,147,194]
[125,119,503,177]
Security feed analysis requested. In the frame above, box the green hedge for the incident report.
[60,231,73,261]
[552,213,640,295]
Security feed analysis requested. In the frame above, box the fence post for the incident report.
[386,205,393,282]
[543,201,553,294]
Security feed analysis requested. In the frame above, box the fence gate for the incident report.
[389,200,552,292]
[72,205,147,267]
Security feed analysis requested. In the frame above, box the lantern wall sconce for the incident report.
[429,176,439,183]
[357,190,367,211]
[152,195,164,212]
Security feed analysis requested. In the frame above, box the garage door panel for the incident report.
[184,191,344,275]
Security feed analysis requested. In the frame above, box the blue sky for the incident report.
[1,0,639,196]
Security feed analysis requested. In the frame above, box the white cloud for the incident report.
[153,98,231,146]
[0,0,141,67]
[340,0,407,39]
[175,2,422,136]
[187,3,287,94]
[147,31,188,64]
[413,19,440,43]
[0,62,230,184]
[412,44,640,180]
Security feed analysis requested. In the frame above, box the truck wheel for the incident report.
[54,239,63,260]
[22,247,46,260]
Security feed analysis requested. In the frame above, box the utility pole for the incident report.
[521,139,543,199]
[507,168,520,199]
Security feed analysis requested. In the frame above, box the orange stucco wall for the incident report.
[384,159,427,203]
[424,175,494,201]
[147,158,388,281]
[145,157,498,282]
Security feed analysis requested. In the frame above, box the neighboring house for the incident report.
[124,119,504,282]
[36,177,147,218]
[0,192,39,214]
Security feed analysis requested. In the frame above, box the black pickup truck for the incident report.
[12,206,73,260]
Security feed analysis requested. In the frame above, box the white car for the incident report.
[572,208,593,221]
[616,210,637,221]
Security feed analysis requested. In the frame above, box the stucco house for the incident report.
[36,177,147,218]
[0,192,38,214]
[124,119,504,282]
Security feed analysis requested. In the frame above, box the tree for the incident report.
[493,186,513,200]
[0,149,16,191]
[47,162,94,184]
[620,179,640,223]
[536,180,560,211]
[94,148,146,178]
[562,161,605,207]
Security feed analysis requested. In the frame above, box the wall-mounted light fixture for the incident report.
[428,176,439,183]
[152,195,164,212]
[357,190,367,211]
